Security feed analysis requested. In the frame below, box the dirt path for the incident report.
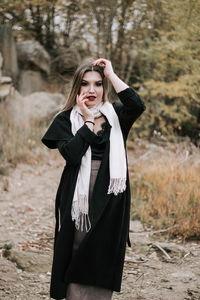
[0,149,200,300]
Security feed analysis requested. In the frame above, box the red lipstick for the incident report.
[87,96,96,101]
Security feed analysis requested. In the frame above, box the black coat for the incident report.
[41,87,146,299]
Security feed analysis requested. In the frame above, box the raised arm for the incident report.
[93,58,146,137]
[114,87,146,138]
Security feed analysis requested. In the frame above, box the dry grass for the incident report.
[0,101,46,175]
[129,140,200,240]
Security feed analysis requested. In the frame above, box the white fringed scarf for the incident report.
[70,101,127,232]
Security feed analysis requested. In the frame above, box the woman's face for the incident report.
[80,71,104,107]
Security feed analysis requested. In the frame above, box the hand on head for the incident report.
[92,58,115,79]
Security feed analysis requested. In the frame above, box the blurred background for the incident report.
[0,0,200,240]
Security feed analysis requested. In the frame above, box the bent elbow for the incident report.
[58,144,82,166]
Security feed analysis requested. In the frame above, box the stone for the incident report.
[52,47,80,75]
[0,76,12,99]
[148,251,159,261]
[152,242,188,256]
[0,51,13,100]
[16,40,50,74]
[18,70,44,96]
[0,52,3,76]
[4,249,52,273]
[0,25,19,81]
[0,257,20,282]
[5,89,65,128]
[23,91,65,120]
[130,220,144,232]
[4,89,26,126]
[170,271,196,283]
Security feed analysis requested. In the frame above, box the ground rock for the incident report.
[148,251,159,261]
[4,249,52,273]
[152,242,188,256]
[0,257,20,283]
[129,234,150,256]
[130,220,144,232]
[170,271,197,282]
[129,221,150,247]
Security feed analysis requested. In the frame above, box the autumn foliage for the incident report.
[1,0,200,142]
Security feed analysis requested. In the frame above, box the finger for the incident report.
[76,94,82,102]
[94,58,106,63]
[80,90,87,95]
[78,91,84,98]
[93,58,106,66]
[80,95,88,102]
[94,60,106,66]
[77,95,87,107]
[77,92,86,102]
[76,94,84,105]
[82,101,88,109]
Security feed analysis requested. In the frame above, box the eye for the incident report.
[96,82,103,86]
[81,81,88,86]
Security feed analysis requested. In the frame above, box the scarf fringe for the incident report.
[73,213,91,232]
[107,178,126,196]
[71,195,91,232]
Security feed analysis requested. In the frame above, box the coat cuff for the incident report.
[117,87,136,101]
[117,87,146,110]
[77,124,97,144]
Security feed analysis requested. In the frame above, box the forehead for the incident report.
[82,71,102,81]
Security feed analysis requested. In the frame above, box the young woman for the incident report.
[41,58,146,300]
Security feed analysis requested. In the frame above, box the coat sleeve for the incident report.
[113,87,146,138]
[41,112,97,166]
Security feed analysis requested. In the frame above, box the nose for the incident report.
[88,84,95,93]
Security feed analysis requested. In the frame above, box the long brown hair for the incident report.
[60,58,109,112]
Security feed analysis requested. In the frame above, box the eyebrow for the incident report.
[81,79,103,82]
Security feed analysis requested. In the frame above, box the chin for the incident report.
[86,102,96,107]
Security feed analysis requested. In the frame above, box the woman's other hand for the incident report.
[76,92,94,121]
